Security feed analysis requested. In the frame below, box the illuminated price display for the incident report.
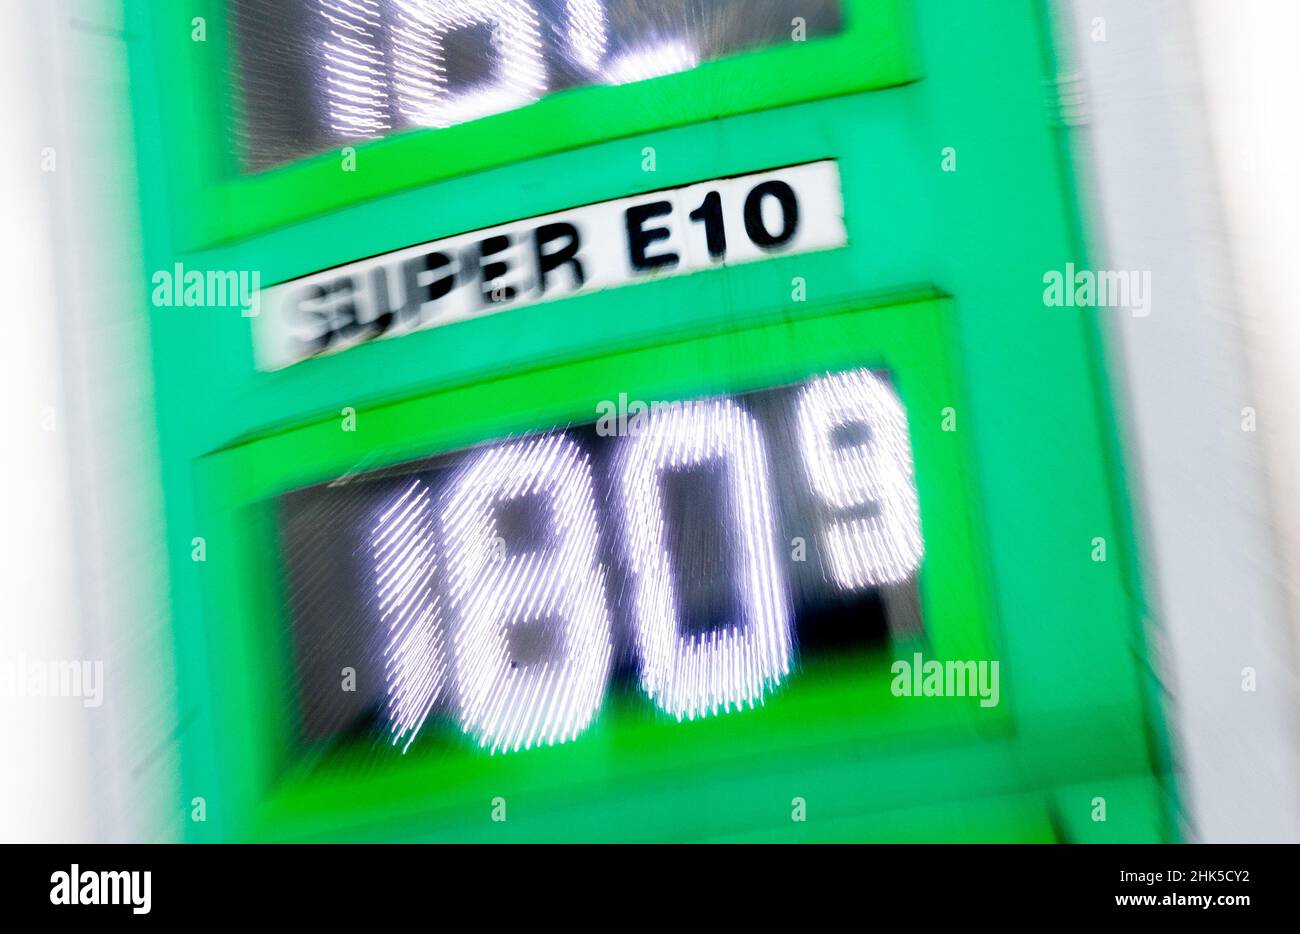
[232,0,844,170]
[281,367,923,753]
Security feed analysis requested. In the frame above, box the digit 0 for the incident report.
[617,398,792,720]
[388,0,549,129]
[743,179,800,249]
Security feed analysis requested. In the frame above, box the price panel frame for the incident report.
[139,0,914,249]
[191,295,1010,842]
[129,0,1172,842]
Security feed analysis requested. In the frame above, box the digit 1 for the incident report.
[563,0,608,73]
[688,190,727,259]
[313,0,391,140]
[441,433,613,753]
[372,479,445,751]
[616,398,791,720]
[796,369,924,589]
[388,0,548,129]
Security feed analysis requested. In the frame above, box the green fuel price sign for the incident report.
[124,0,1171,842]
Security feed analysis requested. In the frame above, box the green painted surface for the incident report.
[121,0,1173,841]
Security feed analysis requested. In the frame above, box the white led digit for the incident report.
[602,40,698,86]
[372,479,444,752]
[563,0,607,73]
[441,434,612,753]
[617,399,791,720]
[797,369,924,589]
[388,0,547,129]
[314,0,393,139]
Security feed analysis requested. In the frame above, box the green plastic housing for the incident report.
[122,0,1173,841]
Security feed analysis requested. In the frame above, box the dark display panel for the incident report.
[231,0,843,170]
[279,367,924,753]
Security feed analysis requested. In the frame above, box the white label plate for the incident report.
[253,160,846,371]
